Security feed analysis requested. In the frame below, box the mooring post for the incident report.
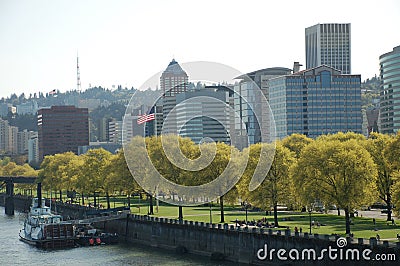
[5,180,14,215]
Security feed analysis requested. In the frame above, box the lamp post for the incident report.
[309,208,312,234]
[244,201,249,224]
[209,201,212,224]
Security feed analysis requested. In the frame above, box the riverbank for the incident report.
[2,194,400,265]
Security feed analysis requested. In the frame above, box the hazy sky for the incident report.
[0,0,399,99]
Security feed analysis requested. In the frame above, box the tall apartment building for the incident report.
[28,132,39,165]
[379,45,400,134]
[99,117,113,142]
[305,23,351,74]
[108,119,122,144]
[268,65,362,139]
[0,118,38,155]
[38,106,89,161]
[0,118,9,153]
[8,126,18,155]
[0,118,18,154]
[17,129,36,154]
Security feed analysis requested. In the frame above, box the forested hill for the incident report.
[0,86,162,137]
[0,86,137,107]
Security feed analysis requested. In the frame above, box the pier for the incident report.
[0,176,36,215]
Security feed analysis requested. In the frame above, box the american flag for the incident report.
[137,113,155,125]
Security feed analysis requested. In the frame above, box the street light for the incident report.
[209,201,212,224]
[244,201,250,224]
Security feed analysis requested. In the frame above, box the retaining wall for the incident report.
[2,194,399,265]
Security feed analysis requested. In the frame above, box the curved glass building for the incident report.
[379,45,400,134]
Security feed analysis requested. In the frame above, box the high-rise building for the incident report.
[379,45,400,134]
[121,105,150,144]
[305,23,351,74]
[28,132,39,165]
[175,87,231,144]
[38,106,89,161]
[234,67,292,148]
[160,59,189,135]
[0,118,9,153]
[0,118,19,155]
[269,65,362,139]
[108,119,123,144]
[160,59,189,97]
[7,126,18,155]
[99,117,113,142]
[17,129,37,154]
[145,105,163,137]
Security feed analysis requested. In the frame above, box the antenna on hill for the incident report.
[77,51,82,92]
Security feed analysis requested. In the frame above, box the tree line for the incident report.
[2,132,400,235]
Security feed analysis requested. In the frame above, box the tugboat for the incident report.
[19,183,76,248]
[74,223,119,246]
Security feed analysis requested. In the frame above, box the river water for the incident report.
[0,206,232,266]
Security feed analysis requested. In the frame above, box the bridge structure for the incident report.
[0,176,36,215]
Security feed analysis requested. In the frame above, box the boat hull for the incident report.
[75,233,119,246]
[19,232,76,249]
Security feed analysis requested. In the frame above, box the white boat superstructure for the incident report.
[19,197,75,248]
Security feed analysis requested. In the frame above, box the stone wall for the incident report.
[2,194,399,265]
[0,194,90,219]
[96,214,400,265]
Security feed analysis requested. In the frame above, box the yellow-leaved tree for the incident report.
[292,138,377,235]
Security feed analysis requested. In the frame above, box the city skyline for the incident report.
[1,0,399,99]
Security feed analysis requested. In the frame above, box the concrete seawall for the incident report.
[2,194,399,265]
[93,214,400,265]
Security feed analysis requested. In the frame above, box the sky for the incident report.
[0,0,399,99]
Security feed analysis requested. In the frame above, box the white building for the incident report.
[28,132,39,165]
[108,119,123,145]
[305,23,351,74]
[18,129,37,154]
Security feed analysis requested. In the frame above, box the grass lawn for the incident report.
[149,208,400,241]
[11,188,400,241]
[99,195,400,241]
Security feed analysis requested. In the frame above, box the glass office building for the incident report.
[233,67,292,148]
[379,45,400,134]
[269,65,362,139]
[175,88,230,144]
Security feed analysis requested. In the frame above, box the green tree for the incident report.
[384,132,400,217]
[281,133,313,158]
[238,142,295,227]
[38,152,77,201]
[81,148,112,208]
[108,149,140,209]
[145,135,199,220]
[317,131,366,142]
[0,162,37,193]
[194,142,240,223]
[292,138,377,235]
[281,134,313,210]
[61,154,84,204]
[366,133,396,221]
